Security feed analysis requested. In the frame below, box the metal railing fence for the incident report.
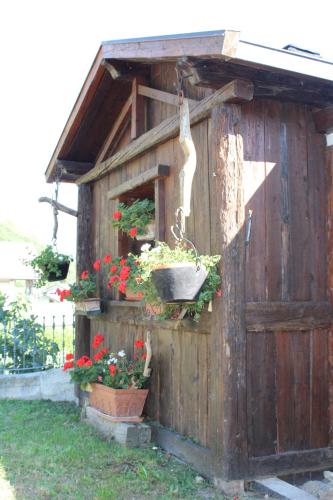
[0,314,75,374]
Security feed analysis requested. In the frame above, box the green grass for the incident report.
[0,400,224,500]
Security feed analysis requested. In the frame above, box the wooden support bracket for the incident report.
[78,79,254,184]
[38,197,78,217]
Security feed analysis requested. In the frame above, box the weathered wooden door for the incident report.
[243,100,332,476]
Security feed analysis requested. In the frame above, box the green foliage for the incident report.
[28,245,72,287]
[68,335,149,390]
[112,198,155,238]
[132,242,221,322]
[0,292,59,372]
[63,273,97,302]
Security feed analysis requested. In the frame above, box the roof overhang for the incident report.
[45,30,333,184]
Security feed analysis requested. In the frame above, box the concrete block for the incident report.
[40,368,77,403]
[0,368,77,403]
[254,478,316,499]
[213,479,244,496]
[86,406,151,448]
[0,373,42,400]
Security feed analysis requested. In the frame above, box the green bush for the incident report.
[0,292,59,372]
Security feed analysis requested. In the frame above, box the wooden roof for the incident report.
[45,30,333,183]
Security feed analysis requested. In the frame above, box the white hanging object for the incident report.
[178,97,197,232]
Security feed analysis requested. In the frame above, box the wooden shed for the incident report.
[45,30,333,487]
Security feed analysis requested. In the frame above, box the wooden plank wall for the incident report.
[88,60,330,462]
[243,100,330,458]
[88,63,214,447]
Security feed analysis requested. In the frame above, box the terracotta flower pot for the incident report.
[125,288,142,301]
[47,261,70,282]
[151,262,208,302]
[89,383,148,420]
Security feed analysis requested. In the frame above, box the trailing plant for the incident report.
[136,242,221,321]
[112,198,155,239]
[64,333,149,390]
[56,254,113,302]
[0,292,59,372]
[106,254,142,296]
[105,243,221,321]
[56,270,97,302]
[28,245,72,287]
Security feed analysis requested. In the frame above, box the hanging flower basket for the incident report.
[47,261,70,282]
[151,262,208,303]
[89,383,148,421]
[75,298,101,316]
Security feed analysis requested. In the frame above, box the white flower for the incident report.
[117,350,126,357]
[108,357,118,365]
[151,246,161,254]
[141,243,151,252]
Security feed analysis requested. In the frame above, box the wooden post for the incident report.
[75,184,93,361]
[326,145,333,445]
[209,103,248,481]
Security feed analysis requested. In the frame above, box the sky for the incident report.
[0,0,332,256]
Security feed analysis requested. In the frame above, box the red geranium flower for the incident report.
[97,376,103,382]
[65,353,74,361]
[76,355,91,367]
[63,361,74,370]
[216,289,223,297]
[112,211,122,220]
[104,254,112,264]
[119,266,131,280]
[118,281,127,294]
[129,227,137,238]
[137,291,143,300]
[109,364,116,376]
[135,340,145,349]
[110,265,118,274]
[92,334,104,350]
[93,347,108,361]
[119,258,126,266]
[81,270,89,280]
[109,275,120,285]
[93,259,101,271]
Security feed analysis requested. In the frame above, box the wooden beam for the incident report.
[246,301,333,332]
[313,106,333,134]
[101,30,240,61]
[138,84,197,107]
[95,93,133,164]
[249,448,333,477]
[56,160,94,175]
[45,46,105,183]
[77,79,254,184]
[150,423,213,479]
[154,179,166,241]
[131,77,146,140]
[178,57,333,108]
[209,102,247,480]
[75,185,93,361]
[38,197,78,217]
[107,164,169,199]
